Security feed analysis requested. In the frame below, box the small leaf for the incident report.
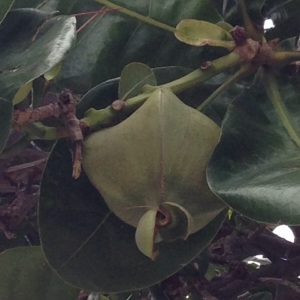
[12,81,32,105]
[43,62,62,81]
[175,19,234,50]
[118,62,157,100]
[135,209,159,260]
[227,209,233,220]
[0,246,79,300]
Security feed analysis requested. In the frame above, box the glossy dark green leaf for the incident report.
[118,62,157,100]
[0,0,14,24]
[0,246,79,300]
[0,8,76,100]
[54,0,222,94]
[207,80,300,225]
[0,98,13,153]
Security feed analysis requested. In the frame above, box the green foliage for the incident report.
[1,0,300,299]
[39,70,227,292]
[207,80,300,224]
[0,9,76,100]
[54,0,222,93]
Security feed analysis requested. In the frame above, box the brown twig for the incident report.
[58,91,84,179]
[13,102,63,126]
[13,90,84,178]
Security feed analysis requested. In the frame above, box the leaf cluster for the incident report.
[1,1,300,300]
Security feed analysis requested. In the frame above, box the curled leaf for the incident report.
[135,209,159,260]
[175,19,235,51]
[158,202,193,242]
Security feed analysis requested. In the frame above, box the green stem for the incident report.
[24,122,66,140]
[164,52,241,93]
[263,69,300,148]
[238,0,262,42]
[82,52,242,129]
[0,134,33,159]
[271,51,300,66]
[197,64,257,112]
[94,0,175,33]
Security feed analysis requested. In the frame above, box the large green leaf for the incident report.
[39,67,227,293]
[0,246,79,300]
[0,0,14,24]
[207,79,300,225]
[53,0,223,93]
[0,8,76,100]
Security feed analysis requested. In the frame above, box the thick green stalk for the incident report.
[263,70,300,148]
[82,52,242,129]
[197,64,257,112]
[238,0,262,42]
[24,122,68,140]
[164,52,241,93]
[271,51,300,66]
[94,0,175,33]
